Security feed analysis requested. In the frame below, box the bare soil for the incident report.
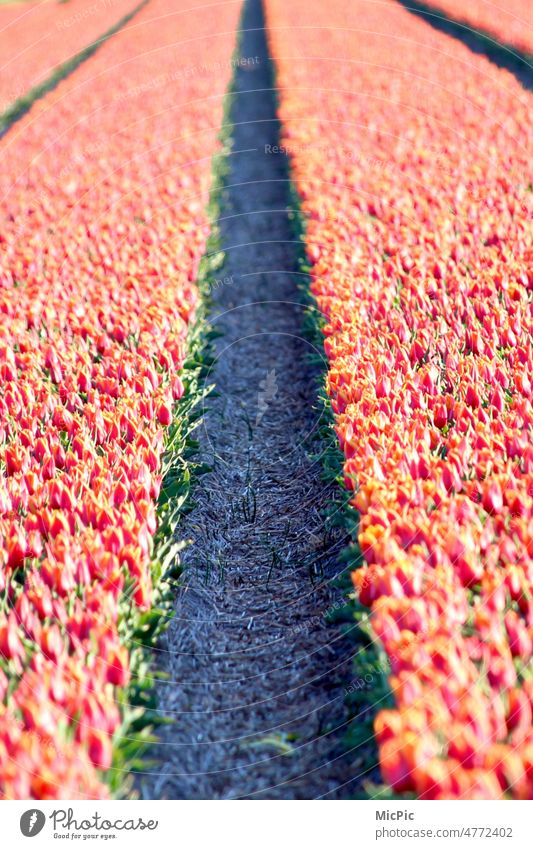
[138,0,362,800]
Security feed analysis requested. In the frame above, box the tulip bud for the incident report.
[157,401,172,426]
[483,481,503,515]
[105,645,130,687]
[87,729,113,771]
[433,403,448,429]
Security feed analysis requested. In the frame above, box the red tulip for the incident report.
[157,401,172,426]
[86,729,113,771]
[483,482,503,515]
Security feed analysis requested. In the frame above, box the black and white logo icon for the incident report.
[20,810,46,837]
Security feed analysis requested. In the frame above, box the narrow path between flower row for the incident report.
[138,0,364,800]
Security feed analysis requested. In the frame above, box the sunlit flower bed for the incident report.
[424,0,533,56]
[0,0,240,798]
[0,0,138,116]
[266,0,532,799]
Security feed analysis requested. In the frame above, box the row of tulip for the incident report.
[0,0,140,119]
[0,0,240,798]
[420,0,533,57]
[265,0,532,799]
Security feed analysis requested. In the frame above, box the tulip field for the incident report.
[0,0,532,803]
[266,0,532,799]
[0,0,239,798]
[0,0,141,120]
[418,0,533,55]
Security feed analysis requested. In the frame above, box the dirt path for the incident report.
[139,0,360,800]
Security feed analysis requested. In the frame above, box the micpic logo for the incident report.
[20,809,46,837]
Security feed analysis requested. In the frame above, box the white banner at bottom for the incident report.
[1,799,532,849]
